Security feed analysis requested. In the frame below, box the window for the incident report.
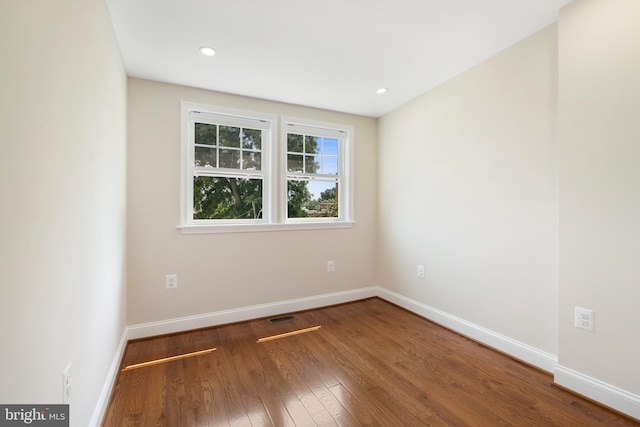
[284,121,350,222]
[181,104,272,227]
[180,103,353,233]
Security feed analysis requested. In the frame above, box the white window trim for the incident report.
[281,116,355,225]
[178,220,354,234]
[179,101,276,229]
[178,102,355,234]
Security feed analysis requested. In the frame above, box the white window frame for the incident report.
[179,102,275,231]
[282,117,354,225]
[178,103,354,234]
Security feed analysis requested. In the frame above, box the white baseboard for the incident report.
[554,366,640,421]
[127,287,377,340]
[88,328,128,427]
[375,286,558,373]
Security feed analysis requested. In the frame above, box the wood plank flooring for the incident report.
[102,298,639,426]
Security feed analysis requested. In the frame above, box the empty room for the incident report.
[1,0,639,426]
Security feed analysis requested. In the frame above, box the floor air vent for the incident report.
[268,315,295,324]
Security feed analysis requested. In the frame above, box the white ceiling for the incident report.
[106,0,571,118]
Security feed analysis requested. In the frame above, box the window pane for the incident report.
[323,156,338,175]
[288,180,339,218]
[287,154,303,173]
[242,128,262,150]
[195,123,217,146]
[308,181,339,218]
[219,148,240,168]
[305,155,319,173]
[195,146,216,168]
[305,135,320,154]
[243,151,261,171]
[287,180,312,218]
[287,133,304,153]
[219,126,240,147]
[323,138,338,156]
[194,176,262,219]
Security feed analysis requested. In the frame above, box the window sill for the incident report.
[177,221,355,234]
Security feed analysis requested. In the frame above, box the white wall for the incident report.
[0,1,128,426]
[127,79,377,325]
[378,25,559,355]
[557,0,640,397]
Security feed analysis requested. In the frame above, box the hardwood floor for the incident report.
[102,298,639,426]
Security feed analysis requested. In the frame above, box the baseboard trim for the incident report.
[127,287,377,340]
[88,328,128,427]
[554,366,640,421]
[375,287,558,373]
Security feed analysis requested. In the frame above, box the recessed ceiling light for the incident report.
[376,87,388,94]
[199,46,216,57]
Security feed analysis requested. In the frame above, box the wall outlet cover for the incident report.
[574,306,594,332]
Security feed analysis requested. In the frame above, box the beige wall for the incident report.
[0,0,128,426]
[127,79,377,324]
[558,0,640,395]
[378,25,559,354]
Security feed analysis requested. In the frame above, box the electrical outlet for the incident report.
[327,261,335,272]
[417,265,425,279]
[165,274,178,289]
[574,307,594,332]
[62,364,71,404]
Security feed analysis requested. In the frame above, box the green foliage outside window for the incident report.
[191,123,340,220]
[194,177,262,219]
